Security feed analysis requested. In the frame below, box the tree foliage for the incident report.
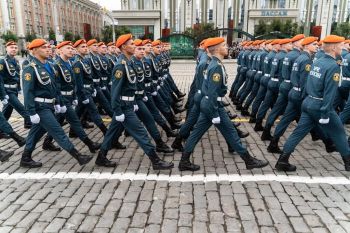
[48,28,56,41]
[64,32,74,41]
[25,32,37,42]
[333,22,350,38]
[254,19,303,37]
[2,31,18,42]
[101,25,131,42]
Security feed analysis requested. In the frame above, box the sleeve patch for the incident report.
[305,64,311,72]
[74,67,80,74]
[333,73,340,82]
[24,73,31,81]
[212,73,221,82]
[115,70,123,79]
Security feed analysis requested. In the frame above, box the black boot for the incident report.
[236,102,243,110]
[170,121,182,130]
[236,128,249,138]
[179,152,200,171]
[42,136,61,151]
[148,150,174,170]
[124,130,130,137]
[0,149,14,162]
[156,139,174,154]
[228,145,235,154]
[310,130,320,141]
[249,115,256,123]
[69,148,93,165]
[83,138,101,153]
[24,121,32,129]
[82,120,94,129]
[162,124,178,138]
[0,131,10,139]
[171,135,184,151]
[241,107,250,116]
[95,149,116,167]
[233,122,241,128]
[9,132,25,147]
[261,126,272,141]
[98,124,108,135]
[267,137,282,153]
[254,119,264,132]
[323,139,336,153]
[112,140,126,149]
[69,128,78,138]
[342,156,350,171]
[227,112,237,120]
[174,116,182,122]
[275,152,296,171]
[20,150,42,168]
[241,151,269,169]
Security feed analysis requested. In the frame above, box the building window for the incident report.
[130,0,138,10]
[144,0,152,9]
[278,0,286,8]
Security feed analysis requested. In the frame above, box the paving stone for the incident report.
[44,218,66,232]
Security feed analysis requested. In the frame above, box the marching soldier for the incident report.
[180,37,269,171]
[96,42,112,101]
[19,39,93,168]
[275,35,350,172]
[96,34,174,169]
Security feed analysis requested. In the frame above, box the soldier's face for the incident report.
[122,39,135,56]
[6,45,18,56]
[218,42,228,57]
[343,43,350,50]
[153,45,161,55]
[99,45,107,54]
[77,44,89,55]
[34,44,50,60]
[60,45,74,58]
[108,46,116,53]
[305,42,318,53]
[144,43,152,53]
[335,42,343,56]
[134,46,145,59]
[89,44,98,53]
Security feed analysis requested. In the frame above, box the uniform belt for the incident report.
[342,77,350,81]
[284,80,291,83]
[34,97,55,103]
[145,83,152,87]
[271,78,279,82]
[293,87,301,91]
[135,90,144,95]
[121,96,135,101]
[264,74,270,77]
[252,69,256,72]
[197,90,201,94]
[4,84,17,88]
[101,77,108,81]
[83,84,91,88]
[93,79,100,83]
[257,71,262,74]
[309,95,323,101]
[61,90,74,96]
[204,96,223,101]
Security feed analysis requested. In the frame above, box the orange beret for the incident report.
[323,35,345,43]
[6,41,17,47]
[200,39,208,46]
[28,39,47,50]
[152,40,162,47]
[73,39,86,48]
[301,37,318,46]
[291,34,305,42]
[204,37,225,49]
[265,39,273,44]
[87,39,98,46]
[134,39,143,46]
[57,41,72,49]
[271,39,280,45]
[318,40,323,46]
[97,42,105,47]
[252,40,260,45]
[107,42,114,47]
[279,39,292,45]
[116,34,132,48]
[142,39,152,45]
[344,40,350,44]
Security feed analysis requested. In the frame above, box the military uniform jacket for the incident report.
[340,52,350,88]
[88,52,102,88]
[313,49,325,62]
[131,56,147,100]
[263,51,276,76]
[149,53,162,88]
[0,54,21,100]
[201,56,228,119]
[290,51,312,100]
[270,50,287,84]
[97,54,110,87]
[141,57,155,93]
[111,54,137,116]
[72,54,95,101]
[22,57,61,115]
[256,49,268,73]
[306,54,340,119]
[54,56,77,104]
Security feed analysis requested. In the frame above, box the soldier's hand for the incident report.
[4,95,9,100]
[30,114,40,124]
[82,99,90,104]
[1,99,8,105]
[151,91,157,96]
[212,117,221,124]
[133,104,139,112]
[142,96,148,102]
[18,90,23,95]
[157,85,161,90]
[101,86,107,90]
[60,106,67,114]
[54,105,61,114]
[92,89,97,97]
[72,99,78,106]
[319,118,330,124]
[115,114,125,122]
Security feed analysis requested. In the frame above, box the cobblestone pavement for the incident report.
[0,60,350,233]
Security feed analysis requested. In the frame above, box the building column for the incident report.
[1,0,11,33]
[316,0,335,38]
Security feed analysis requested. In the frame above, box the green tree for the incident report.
[115,26,131,38]
[101,25,113,43]
[334,22,350,37]
[1,31,18,42]
[74,34,81,41]
[268,19,283,32]
[48,28,56,41]
[25,32,37,42]
[64,32,74,41]
[254,20,268,36]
